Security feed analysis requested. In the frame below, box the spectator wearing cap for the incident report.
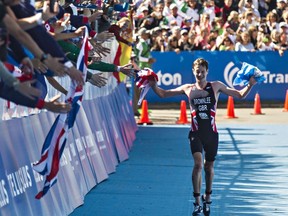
[178,29,189,50]
[137,6,149,19]
[137,6,153,29]
[279,22,288,33]
[178,0,200,22]
[135,28,156,69]
[219,35,235,50]
[215,27,234,48]
[163,3,183,27]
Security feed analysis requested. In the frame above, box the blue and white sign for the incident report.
[147,51,288,103]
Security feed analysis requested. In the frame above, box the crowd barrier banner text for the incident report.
[0,84,137,216]
[147,51,288,103]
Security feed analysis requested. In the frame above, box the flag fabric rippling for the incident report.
[135,68,158,105]
[33,27,89,199]
[233,62,266,86]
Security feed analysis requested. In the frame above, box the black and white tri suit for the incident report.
[188,82,219,161]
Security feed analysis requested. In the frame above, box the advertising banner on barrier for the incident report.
[147,51,288,103]
[82,100,117,175]
[0,82,138,216]
[75,107,109,184]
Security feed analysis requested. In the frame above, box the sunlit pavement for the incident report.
[70,124,288,216]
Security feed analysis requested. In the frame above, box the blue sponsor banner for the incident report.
[147,51,288,103]
[0,84,137,216]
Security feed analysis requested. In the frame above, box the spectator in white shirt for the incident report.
[164,3,183,27]
[235,31,255,51]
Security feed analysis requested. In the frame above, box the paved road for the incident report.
[139,107,287,125]
[70,103,288,216]
[70,121,288,216]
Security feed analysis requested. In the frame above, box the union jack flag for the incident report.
[135,68,158,105]
[33,27,90,199]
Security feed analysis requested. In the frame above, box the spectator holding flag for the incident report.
[148,58,257,215]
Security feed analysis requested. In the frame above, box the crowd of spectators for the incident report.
[0,0,135,114]
[1,0,288,115]
[131,0,288,55]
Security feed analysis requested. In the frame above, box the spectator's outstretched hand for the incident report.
[74,26,86,37]
[15,79,41,99]
[61,13,70,26]
[88,73,108,87]
[94,31,114,43]
[90,40,111,57]
[44,96,72,113]
[119,63,136,78]
[42,0,59,21]
[65,66,85,86]
[43,54,66,76]
[88,11,103,22]
[88,55,102,64]
[32,58,48,74]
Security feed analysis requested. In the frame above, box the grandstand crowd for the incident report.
[132,0,288,54]
[0,0,287,114]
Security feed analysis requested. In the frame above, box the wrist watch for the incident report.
[40,53,48,62]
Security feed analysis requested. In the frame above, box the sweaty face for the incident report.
[193,65,208,81]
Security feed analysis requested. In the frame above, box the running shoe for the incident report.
[201,195,212,216]
[192,202,202,216]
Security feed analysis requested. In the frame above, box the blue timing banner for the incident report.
[147,51,288,103]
